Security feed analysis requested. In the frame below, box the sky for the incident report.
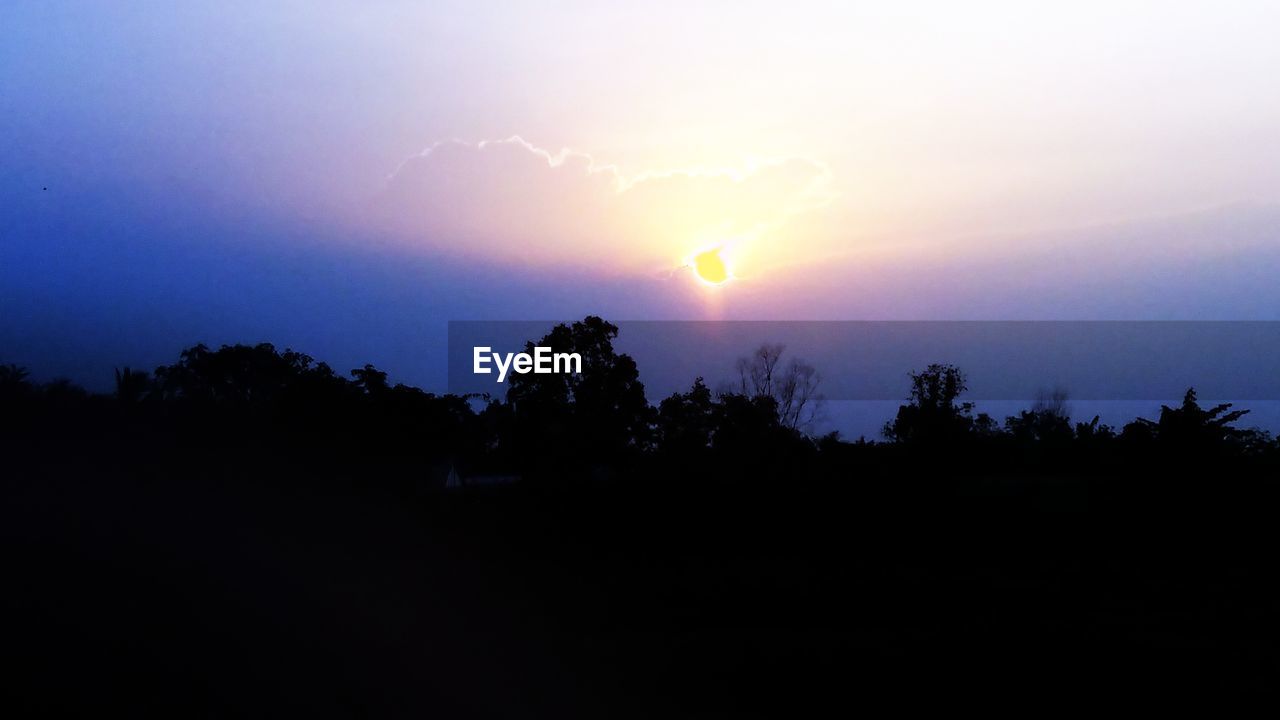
[3,1,1280,411]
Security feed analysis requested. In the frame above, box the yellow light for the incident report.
[692,247,730,285]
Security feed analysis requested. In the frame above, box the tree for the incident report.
[656,377,717,455]
[736,343,823,432]
[1128,387,1251,454]
[883,363,975,445]
[351,364,389,395]
[1005,389,1073,445]
[1075,415,1116,442]
[505,316,653,471]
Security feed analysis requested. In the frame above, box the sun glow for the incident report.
[691,247,731,285]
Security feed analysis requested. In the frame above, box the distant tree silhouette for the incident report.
[656,377,717,457]
[1075,415,1117,443]
[736,343,785,397]
[1005,389,1073,446]
[154,343,349,406]
[710,391,795,458]
[505,316,653,475]
[4,318,1280,492]
[1126,388,1252,457]
[883,363,977,445]
[735,343,823,432]
[658,376,804,458]
[351,364,390,395]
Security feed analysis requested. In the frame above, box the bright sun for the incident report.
[692,248,730,285]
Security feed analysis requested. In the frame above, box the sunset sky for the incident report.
[4,1,1280,391]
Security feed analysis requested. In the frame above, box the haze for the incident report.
[4,1,1280,391]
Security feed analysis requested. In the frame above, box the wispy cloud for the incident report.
[372,136,834,277]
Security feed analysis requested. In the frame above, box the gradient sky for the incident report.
[4,1,1280,394]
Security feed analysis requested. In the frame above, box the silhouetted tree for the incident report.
[351,364,390,395]
[883,363,976,445]
[505,316,653,474]
[736,343,823,432]
[657,377,717,456]
[736,343,785,397]
[711,392,791,457]
[1075,415,1115,442]
[5,319,1280,499]
[1126,388,1251,458]
[154,343,344,406]
[1006,389,1073,446]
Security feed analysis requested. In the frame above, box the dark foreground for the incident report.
[5,456,1278,716]
[4,333,1278,713]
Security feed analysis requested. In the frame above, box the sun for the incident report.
[692,247,730,285]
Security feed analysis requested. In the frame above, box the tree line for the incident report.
[3,315,1276,486]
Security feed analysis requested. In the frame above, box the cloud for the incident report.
[370,136,833,277]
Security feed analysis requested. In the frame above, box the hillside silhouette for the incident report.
[4,316,1280,714]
